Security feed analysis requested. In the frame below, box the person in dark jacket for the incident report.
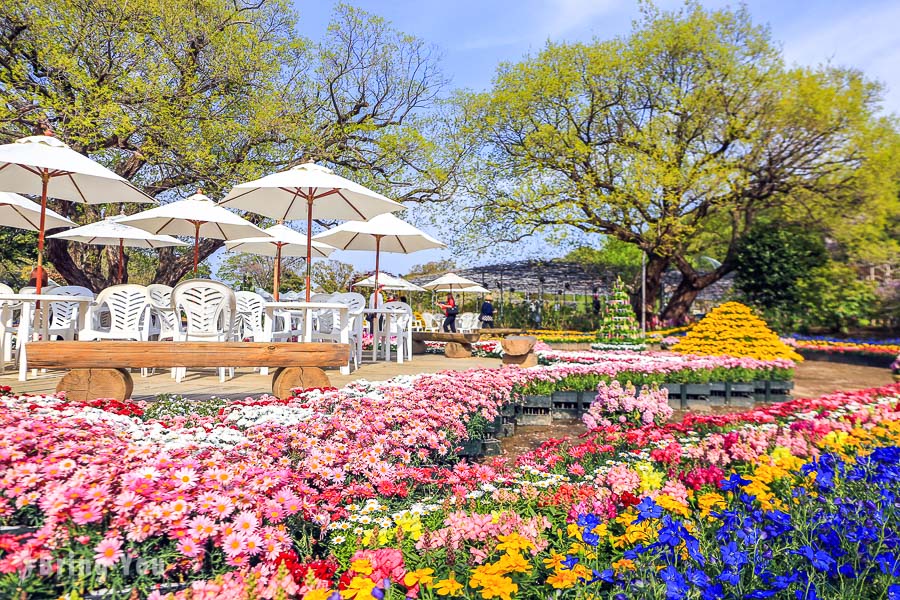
[479,294,495,328]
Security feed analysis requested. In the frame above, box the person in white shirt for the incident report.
[368,284,385,333]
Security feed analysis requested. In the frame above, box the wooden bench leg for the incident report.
[412,338,428,355]
[444,342,473,359]
[271,367,332,399]
[57,368,134,401]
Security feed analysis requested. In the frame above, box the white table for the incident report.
[262,301,351,375]
[0,293,94,381]
[364,307,410,364]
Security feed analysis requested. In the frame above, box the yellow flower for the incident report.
[496,532,534,553]
[543,552,564,570]
[350,559,373,576]
[304,590,334,600]
[470,572,518,600]
[496,551,531,575]
[656,494,690,518]
[434,573,464,597]
[341,576,375,599]
[697,492,726,518]
[404,568,434,588]
[546,569,579,589]
[612,558,635,573]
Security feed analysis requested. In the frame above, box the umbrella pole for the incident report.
[35,170,50,296]
[118,238,125,283]
[192,221,201,276]
[374,235,382,308]
[273,244,282,301]
[305,193,313,302]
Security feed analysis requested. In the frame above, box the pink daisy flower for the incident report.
[177,537,202,558]
[172,468,198,488]
[94,537,123,567]
[232,511,258,534]
[221,532,246,557]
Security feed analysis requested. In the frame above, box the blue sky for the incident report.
[223,0,900,279]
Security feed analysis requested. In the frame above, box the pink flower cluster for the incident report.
[582,381,673,429]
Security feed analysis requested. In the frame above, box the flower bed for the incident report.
[79,381,900,599]
[672,302,802,362]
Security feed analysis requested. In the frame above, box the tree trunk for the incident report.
[630,252,668,323]
[660,258,734,323]
[152,240,224,286]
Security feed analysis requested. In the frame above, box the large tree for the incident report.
[0,0,457,289]
[444,3,897,321]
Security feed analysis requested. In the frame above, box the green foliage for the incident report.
[312,260,358,294]
[404,259,456,281]
[794,263,879,332]
[734,222,828,326]
[563,237,643,282]
[0,228,37,287]
[442,1,897,320]
[1,0,456,287]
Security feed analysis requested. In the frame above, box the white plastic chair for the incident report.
[329,292,365,369]
[235,291,267,341]
[147,284,176,340]
[378,301,413,362]
[457,312,479,333]
[47,286,94,341]
[0,283,19,371]
[81,285,150,342]
[171,280,237,383]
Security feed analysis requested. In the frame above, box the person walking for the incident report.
[479,294,495,328]
[438,293,457,332]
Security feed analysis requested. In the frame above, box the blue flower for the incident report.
[581,528,600,547]
[719,568,740,586]
[635,497,663,522]
[792,545,834,572]
[720,542,749,568]
[876,552,900,576]
[685,567,708,588]
[701,583,725,599]
[888,583,900,600]
[745,590,777,599]
[577,513,600,529]
[658,516,684,548]
[721,472,751,492]
[588,569,615,584]
[658,566,689,600]
[795,582,818,600]
[561,555,579,570]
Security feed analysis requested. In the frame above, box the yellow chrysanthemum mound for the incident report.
[671,302,802,362]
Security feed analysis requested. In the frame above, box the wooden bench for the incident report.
[411,332,482,358]
[25,341,350,401]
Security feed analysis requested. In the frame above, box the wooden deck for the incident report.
[0,355,503,401]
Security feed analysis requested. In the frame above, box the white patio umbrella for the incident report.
[49,216,187,283]
[422,273,480,293]
[118,192,268,275]
[313,213,444,307]
[220,162,403,300]
[457,284,490,294]
[225,223,336,300]
[353,272,425,292]
[0,192,75,231]
[0,134,155,293]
